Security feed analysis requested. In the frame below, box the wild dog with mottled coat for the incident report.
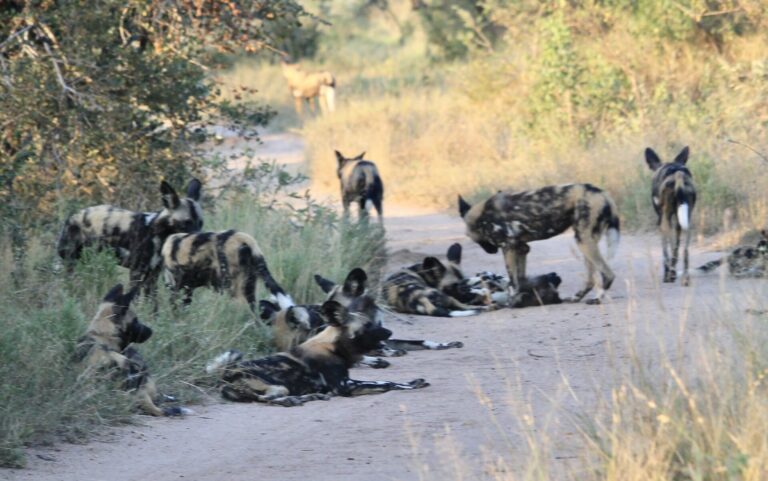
[645,146,697,285]
[281,58,336,116]
[74,284,188,416]
[260,268,463,367]
[161,229,289,312]
[458,183,620,304]
[382,243,493,317]
[57,179,203,292]
[698,230,768,278]
[335,150,384,223]
[460,271,564,308]
[206,298,429,406]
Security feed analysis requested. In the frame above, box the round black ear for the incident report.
[342,268,368,297]
[321,300,347,327]
[673,146,690,165]
[644,148,662,171]
[103,284,124,303]
[446,243,462,264]
[314,274,336,294]
[160,180,181,209]
[259,300,279,323]
[458,195,472,218]
[422,256,446,277]
[186,178,202,201]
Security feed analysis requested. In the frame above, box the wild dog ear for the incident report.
[186,178,202,202]
[160,181,181,210]
[334,150,346,166]
[354,152,365,160]
[113,286,139,316]
[761,229,768,240]
[123,285,140,305]
[103,284,124,303]
[314,274,336,294]
[422,256,447,279]
[259,300,279,324]
[446,243,462,264]
[644,148,662,171]
[321,301,348,327]
[673,146,690,165]
[546,272,562,288]
[458,195,472,218]
[342,268,368,297]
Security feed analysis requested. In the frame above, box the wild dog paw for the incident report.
[439,341,463,349]
[680,274,691,286]
[408,379,430,389]
[271,396,304,407]
[369,358,390,369]
[585,298,602,305]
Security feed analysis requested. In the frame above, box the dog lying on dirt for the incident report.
[698,230,768,278]
[206,297,430,406]
[458,184,620,304]
[645,146,697,285]
[460,271,564,308]
[74,284,188,416]
[161,229,290,313]
[57,179,203,293]
[260,268,463,368]
[335,150,384,223]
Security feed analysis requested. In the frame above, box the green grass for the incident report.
[0,192,385,468]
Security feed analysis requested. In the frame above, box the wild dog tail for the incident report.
[205,349,243,374]
[238,244,293,309]
[674,171,692,231]
[365,173,384,219]
[697,258,724,272]
[602,196,621,260]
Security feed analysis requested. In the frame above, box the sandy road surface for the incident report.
[4,133,765,481]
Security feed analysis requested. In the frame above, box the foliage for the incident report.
[416,0,501,59]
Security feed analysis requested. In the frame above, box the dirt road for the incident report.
[4,133,762,481]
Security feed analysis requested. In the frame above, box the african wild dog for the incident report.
[161,229,290,313]
[381,243,494,317]
[57,179,203,293]
[458,183,620,304]
[206,299,429,406]
[335,150,384,223]
[74,284,189,416]
[645,146,697,285]
[260,268,463,367]
[460,271,564,308]
[281,57,336,116]
[698,230,768,278]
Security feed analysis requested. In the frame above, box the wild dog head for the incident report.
[322,297,391,357]
[314,267,369,307]
[423,243,491,306]
[153,178,204,237]
[457,195,501,255]
[260,301,326,352]
[334,150,365,179]
[83,283,152,351]
[508,273,563,308]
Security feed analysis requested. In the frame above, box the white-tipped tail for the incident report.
[606,227,620,259]
[677,203,690,230]
[206,350,241,374]
[449,310,479,317]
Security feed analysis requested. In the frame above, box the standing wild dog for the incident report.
[335,150,384,223]
[697,230,768,278]
[74,284,188,416]
[206,298,430,406]
[260,268,463,366]
[458,183,620,304]
[161,230,290,313]
[645,146,697,285]
[382,243,494,317]
[57,179,203,293]
[281,57,336,117]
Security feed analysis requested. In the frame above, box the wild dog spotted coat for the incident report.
[698,230,768,278]
[459,183,620,304]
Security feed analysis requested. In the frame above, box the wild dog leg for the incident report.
[661,219,676,282]
[383,339,464,351]
[359,355,390,369]
[502,243,529,303]
[339,378,429,396]
[681,225,692,286]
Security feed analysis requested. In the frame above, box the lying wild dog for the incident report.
[645,146,697,285]
[57,179,203,293]
[161,229,290,313]
[698,230,768,278]
[74,284,189,416]
[206,299,430,406]
[382,244,495,317]
[458,183,620,304]
[260,268,463,367]
[281,57,336,116]
[335,150,384,223]
[460,271,564,308]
